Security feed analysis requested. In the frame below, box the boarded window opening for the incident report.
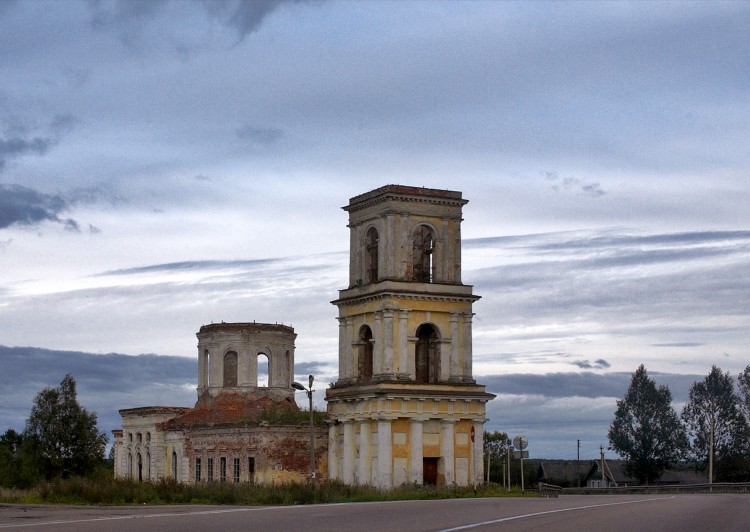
[415,324,440,384]
[412,225,434,283]
[248,456,255,483]
[358,326,373,382]
[365,227,379,283]
[171,451,177,480]
[223,351,238,387]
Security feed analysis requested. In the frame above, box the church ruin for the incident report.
[113,323,328,483]
[113,185,494,487]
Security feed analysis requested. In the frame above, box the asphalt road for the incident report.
[1,494,749,531]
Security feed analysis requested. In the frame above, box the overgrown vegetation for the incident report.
[260,406,327,425]
[0,476,528,506]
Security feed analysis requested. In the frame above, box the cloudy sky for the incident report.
[1,0,749,459]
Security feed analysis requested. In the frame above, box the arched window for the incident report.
[358,326,373,381]
[137,452,143,482]
[257,353,269,387]
[171,451,177,480]
[127,453,133,478]
[365,227,379,283]
[147,452,151,480]
[412,225,434,282]
[205,350,212,386]
[223,351,238,387]
[415,324,440,384]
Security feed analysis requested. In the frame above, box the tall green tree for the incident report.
[681,365,749,482]
[0,429,26,488]
[608,365,687,484]
[738,365,750,425]
[483,431,509,483]
[23,374,108,479]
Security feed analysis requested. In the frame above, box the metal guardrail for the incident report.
[538,482,562,497]
[561,482,750,495]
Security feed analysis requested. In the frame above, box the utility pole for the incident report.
[292,375,316,482]
[709,415,715,486]
[600,445,606,488]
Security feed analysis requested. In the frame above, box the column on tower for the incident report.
[449,313,460,382]
[441,420,455,485]
[370,313,380,376]
[345,318,354,380]
[385,213,395,278]
[377,418,393,489]
[409,418,425,483]
[397,310,410,379]
[237,344,249,386]
[357,419,371,485]
[471,419,485,485]
[342,420,356,485]
[337,318,347,382]
[328,423,340,481]
[381,309,395,377]
[462,314,474,383]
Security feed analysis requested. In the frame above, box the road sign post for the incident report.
[513,435,528,493]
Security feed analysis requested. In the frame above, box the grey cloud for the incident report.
[0,184,79,230]
[482,372,627,400]
[88,0,309,52]
[293,361,336,379]
[651,342,704,348]
[481,371,703,406]
[544,171,606,197]
[210,0,301,41]
[88,0,169,32]
[0,136,54,171]
[96,258,283,276]
[570,359,611,370]
[0,114,78,172]
[236,124,283,145]
[0,345,196,437]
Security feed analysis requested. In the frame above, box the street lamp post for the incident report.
[292,375,316,481]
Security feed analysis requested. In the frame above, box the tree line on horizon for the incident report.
[482,364,750,488]
[608,364,750,485]
[4,367,750,491]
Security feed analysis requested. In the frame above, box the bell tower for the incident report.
[326,185,494,488]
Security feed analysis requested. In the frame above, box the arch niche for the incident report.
[223,351,238,387]
[412,225,434,283]
[415,323,440,384]
[357,325,373,382]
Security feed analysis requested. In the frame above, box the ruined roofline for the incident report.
[119,406,192,417]
[197,322,295,336]
[344,184,467,212]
